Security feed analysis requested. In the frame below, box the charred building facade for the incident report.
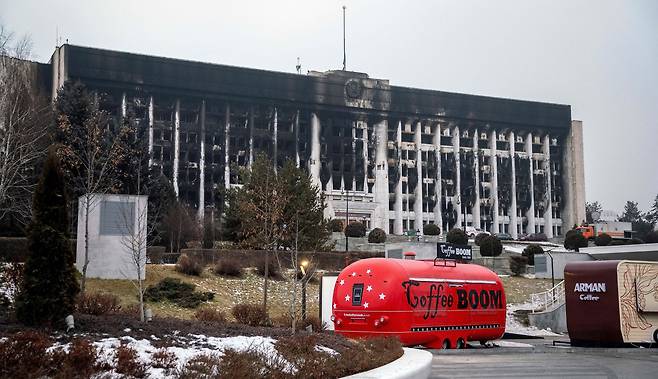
[49,45,585,237]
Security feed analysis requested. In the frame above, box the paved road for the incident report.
[431,350,658,378]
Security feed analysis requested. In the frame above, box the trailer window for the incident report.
[352,284,364,306]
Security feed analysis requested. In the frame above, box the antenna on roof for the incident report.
[296,57,301,74]
[342,5,347,71]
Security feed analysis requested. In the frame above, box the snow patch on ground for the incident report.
[505,302,561,337]
[493,340,534,348]
[45,333,337,378]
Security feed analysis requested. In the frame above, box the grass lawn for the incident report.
[86,264,320,321]
[500,276,554,304]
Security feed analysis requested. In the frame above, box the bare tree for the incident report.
[118,195,150,322]
[0,26,51,223]
[57,96,122,293]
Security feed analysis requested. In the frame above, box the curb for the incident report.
[342,348,433,379]
[428,346,658,356]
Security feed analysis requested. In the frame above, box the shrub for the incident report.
[177,354,222,379]
[146,246,166,264]
[298,315,326,332]
[0,330,51,378]
[474,232,489,246]
[344,222,366,237]
[479,235,503,257]
[446,228,468,246]
[76,292,121,315]
[175,254,204,276]
[217,349,272,378]
[231,303,269,326]
[151,348,177,371]
[144,278,214,308]
[646,231,658,243]
[56,338,100,378]
[115,344,147,378]
[255,256,281,279]
[595,233,612,246]
[275,335,337,376]
[328,219,344,232]
[522,244,543,265]
[564,229,588,251]
[336,337,403,376]
[423,223,441,236]
[610,239,627,246]
[509,255,529,276]
[202,217,215,249]
[0,261,23,303]
[213,258,244,277]
[524,233,548,242]
[194,307,227,323]
[368,228,387,243]
[629,237,645,244]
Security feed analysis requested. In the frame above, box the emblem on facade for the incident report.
[345,79,364,99]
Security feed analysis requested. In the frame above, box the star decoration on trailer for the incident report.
[345,294,350,302]
[352,272,357,277]
[363,302,369,309]
[366,285,373,292]
[339,279,345,285]
[379,293,386,300]
[366,269,372,274]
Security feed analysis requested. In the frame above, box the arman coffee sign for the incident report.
[436,242,473,261]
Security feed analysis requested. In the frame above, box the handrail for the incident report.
[530,280,565,313]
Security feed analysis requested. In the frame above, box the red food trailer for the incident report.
[331,257,506,349]
[565,260,658,346]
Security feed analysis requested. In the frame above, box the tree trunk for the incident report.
[263,249,269,311]
[81,194,91,293]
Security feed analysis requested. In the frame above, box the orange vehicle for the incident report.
[576,222,632,240]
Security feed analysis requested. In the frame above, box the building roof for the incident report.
[55,44,572,132]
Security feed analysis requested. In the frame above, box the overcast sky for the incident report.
[2,0,657,214]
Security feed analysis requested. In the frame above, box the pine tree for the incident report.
[15,149,80,325]
[646,194,658,226]
[619,201,642,223]
[279,160,332,251]
[146,171,177,246]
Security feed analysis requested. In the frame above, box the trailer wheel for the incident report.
[441,339,451,349]
[653,329,658,344]
[456,338,466,349]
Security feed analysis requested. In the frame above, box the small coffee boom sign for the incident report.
[436,242,473,261]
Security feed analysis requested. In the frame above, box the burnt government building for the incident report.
[49,45,585,238]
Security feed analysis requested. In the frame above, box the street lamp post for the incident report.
[300,260,309,320]
[343,189,349,252]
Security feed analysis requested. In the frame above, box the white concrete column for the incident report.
[198,100,206,221]
[224,104,231,189]
[490,131,499,234]
[453,126,462,229]
[173,99,180,197]
[351,123,357,191]
[248,106,254,169]
[543,134,553,238]
[414,122,423,234]
[294,110,300,168]
[394,121,404,235]
[526,133,536,234]
[563,120,586,231]
[373,119,389,230]
[472,129,481,229]
[121,93,127,118]
[272,107,278,169]
[362,122,368,192]
[309,113,321,189]
[148,96,154,167]
[433,124,443,229]
[509,131,518,239]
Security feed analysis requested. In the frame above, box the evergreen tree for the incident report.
[646,194,658,226]
[279,160,332,251]
[619,201,642,223]
[146,171,177,246]
[15,149,80,325]
[221,187,242,242]
[113,114,149,195]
